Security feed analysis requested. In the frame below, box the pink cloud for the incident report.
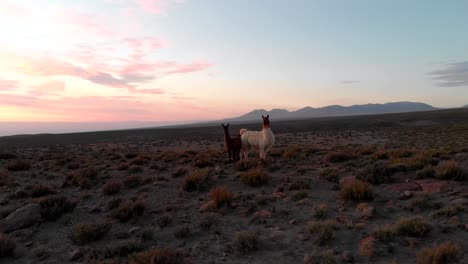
[163,61,212,75]
[135,0,169,13]
[28,81,66,96]
[0,2,30,17]
[58,8,113,37]
[0,80,19,91]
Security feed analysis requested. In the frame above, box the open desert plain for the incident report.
[0,108,467,264]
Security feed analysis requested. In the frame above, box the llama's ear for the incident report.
[262,115,265,118]
[267,114,269,118]
[221,123,225,127]
[227,123,230,127]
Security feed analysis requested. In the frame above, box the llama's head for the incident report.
[262,115,270,128]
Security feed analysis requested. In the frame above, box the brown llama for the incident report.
[222,123,242,162]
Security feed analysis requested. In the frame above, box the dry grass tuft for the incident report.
[129,247,187,264]
[307,220,339,245]
[209,186,233,208]
[124,175,142,188]
[6,159,31,171]
[240,168,271,187]
[233,231,258,253]
[70,222,111,245]
[68,167,98,188]
[171,167,188,178]
[112,200,145,222]
[0,170,11,187]
[324,150,356,163]
[282,145,302,159]
[31,184,56,198]
[416,242,463,264]
[182,168,210,192]
[393,217,431,237]
[320,167,339,183]
[434,160,466,181]
[94,240,143,259]
[102,180,122,195]
[0,233,16,257]
[36,195,77,221]
[174,224,192,239]
[313,204,328,219]
[340,180,374,202]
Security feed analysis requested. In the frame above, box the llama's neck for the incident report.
[223,130,231,142]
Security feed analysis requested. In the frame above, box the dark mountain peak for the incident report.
[228,101,437,122]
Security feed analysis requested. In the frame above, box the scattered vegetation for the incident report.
[68,167,98,188]
[340,180,374,202]
[0,233,16,257]
[393,217,431,237]
[157,213,173,228]
[320,167,339,183]
[102,180,122,195]
[282,145,301,159]
[124,175,142,188]
[31,184,56,198]
[112,200,145,222]
[240,168,271,187]
[434,160,466,181]
[36,195,77,221]
[0,170,11,187]
[416,242,463,264]
[70,222,111,245]
[174,224,192,239]
[209,186,233,208]
[129,248,187,264]
[182,168,210,192]
[6,159,31,171]
[94,240,143,259]
[324,150,356,163]
[313,204,328,219]
[232,231,258,253]
[307,220,339,245]
[430,206,463,218]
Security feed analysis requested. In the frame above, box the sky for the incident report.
[0,0,468,125]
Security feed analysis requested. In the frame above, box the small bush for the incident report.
[199,213,220,230]
[36,195,77,221]
[124,175,142,188]
[129,155,150,166]
[435,160,466,181]
[69,167,98,188]
[129,248,187,264]
[394,217,431,237]
[292,190,308,201]
[0,170,11,186]
[106,198,122,210]
[194,155,214,168]
[112,200,145,222]
[409,194,442,211]
[157,213,173,228]
[233,231,258,253]
[70,222,111,245]
[0,233,16,257]
[431,206,463,218]
[340,180,374,202]
[357,161,393,184]
[234,160,257,172]
[172,167,188,178]
[102,180,122,195]
[240,168,271,187]
[282,145,301,159]
[307,220,339,245]
[6,159,31,171]
[174,224,192,239]
[324,150,356,163]
[407,151,436,170]
[313,204,328,219]
[182,168,210,192]
[369,149,389,161]
[96,240,143,258]
[31,184,56,198]
[288,178,311,190]
[416,242,463,264]
[416,166,435,179]
[320,168,339,183]
[210,186,233,208]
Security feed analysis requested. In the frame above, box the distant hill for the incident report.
[227,102,438,122]
[464,104,468,108]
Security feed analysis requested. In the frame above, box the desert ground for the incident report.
[0,108,467,264]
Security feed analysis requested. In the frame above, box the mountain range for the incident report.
[225,101,441,122]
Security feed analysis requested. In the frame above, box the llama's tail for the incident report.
[239,128,248,135]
